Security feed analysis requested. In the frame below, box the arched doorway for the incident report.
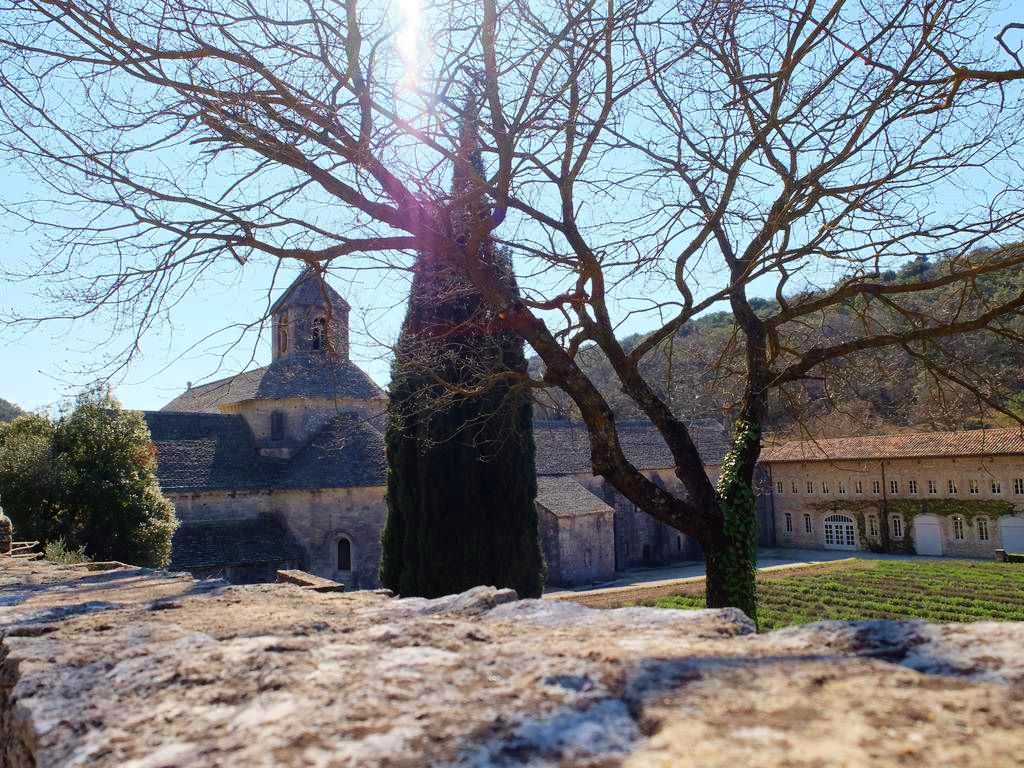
[336,537,352,571]
[823,514,858,550]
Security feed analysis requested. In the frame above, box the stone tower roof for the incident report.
[269,268,351,315]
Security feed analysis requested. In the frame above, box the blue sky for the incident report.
[1,3,1020,414]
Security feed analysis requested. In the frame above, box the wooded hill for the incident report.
[532,250,1024,439]
[0,399,23,423]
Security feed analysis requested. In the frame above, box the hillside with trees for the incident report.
[0,398,23,423]
[533,251,1024,439]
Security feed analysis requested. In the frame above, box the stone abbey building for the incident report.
[145,270,731,588]
[760,431,1024,558]
[145,271,1024,590]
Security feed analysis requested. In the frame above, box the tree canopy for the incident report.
[0,392,177,566]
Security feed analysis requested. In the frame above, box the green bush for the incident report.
[45,537,91,565]
[0,391,177,567]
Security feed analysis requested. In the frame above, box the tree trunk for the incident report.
[703,521,758,623]
[702,416,762,624]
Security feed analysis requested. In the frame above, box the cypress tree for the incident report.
[380,98,544,599]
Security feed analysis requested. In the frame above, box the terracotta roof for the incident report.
[161,355,383,413]
[760,427,1024,463]
[535,477,613,518]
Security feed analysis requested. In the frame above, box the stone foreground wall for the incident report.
[2,560,1024,767]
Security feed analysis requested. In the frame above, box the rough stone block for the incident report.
[1,559,1023,767]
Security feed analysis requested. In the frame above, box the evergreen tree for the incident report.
[0,390,177,566]
[380,99,544,599]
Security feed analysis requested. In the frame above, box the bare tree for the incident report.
[2,0,1023,619]
[930,20,1024,100]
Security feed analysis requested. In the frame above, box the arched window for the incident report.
[270,411,286,441]
[278,313,289,355]
[337,537,352,571]
[311,317,326,351]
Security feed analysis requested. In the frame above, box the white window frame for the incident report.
[889,479,899,495]
[928,479,937,495]
[806,480,814,495]
[977,517,990,542]
[907,479,918,495]
[872,480,881,495]
[991,480,1002,495]
[776,480,784,495]
[804,514,813,534]
[838,480,847,495]
[821,480,830,495]
[891,515,904,539]
[1015,478,1024,495]
[948,479,959,495]
[952,515,965,540]
[854,480,864,494]
[969,479,980,495]
[784,512,793,533]
[868,515,879,537]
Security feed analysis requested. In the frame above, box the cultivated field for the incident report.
[653,559,1024,631]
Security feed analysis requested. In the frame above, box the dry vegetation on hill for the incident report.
[534,252,1024,439]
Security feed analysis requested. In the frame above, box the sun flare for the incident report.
[396,0,421,86]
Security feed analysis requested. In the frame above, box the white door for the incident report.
[823,514,858,550]
[913,514,943,556]
[1000,516,1024,553]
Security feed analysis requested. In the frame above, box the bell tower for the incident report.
[270,268,350,361]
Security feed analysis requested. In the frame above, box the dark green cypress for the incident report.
[380,99,544,599]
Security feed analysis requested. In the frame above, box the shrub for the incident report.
[0,391,177,567]
[45,537,91,565]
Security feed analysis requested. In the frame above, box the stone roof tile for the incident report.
[533,419,728,475]
[169,515,289,570]
[536,477,613,518]
[269,268,351,315]
[144,411,386,492]
[161,355,383,413]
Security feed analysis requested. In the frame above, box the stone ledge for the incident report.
[275,569,345,592]
[1,558,1023,767]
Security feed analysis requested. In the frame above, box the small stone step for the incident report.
[276,570,345,593]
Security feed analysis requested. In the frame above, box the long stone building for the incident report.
[146,271,1024,591]
[145,270,731,588]
[761,431,1024,557]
